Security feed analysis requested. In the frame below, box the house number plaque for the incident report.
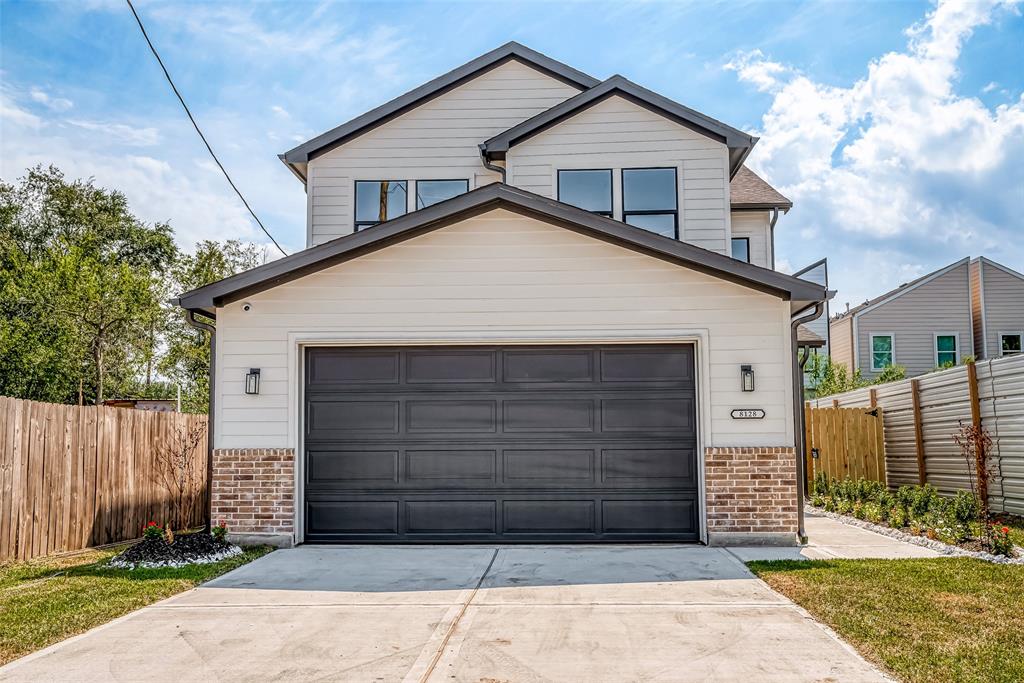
[731,409,765,419]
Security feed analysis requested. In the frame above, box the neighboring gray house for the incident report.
[830,258,972,379]
[970,257,1024,360]
[176,43,828,548]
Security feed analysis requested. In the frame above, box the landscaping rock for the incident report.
[110,532,242,569]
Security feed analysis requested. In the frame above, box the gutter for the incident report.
[479,144,507,183]
[790,301,825,542]
[185,309,216,529]
[768,207,780,270]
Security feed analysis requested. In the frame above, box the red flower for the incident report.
[1003,527,1010,534]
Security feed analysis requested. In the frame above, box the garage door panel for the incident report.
[406,349,496,383]
[503,448,595,483]
[307,448,399,484]
[406,449,496,482]
[304,345,698,543]
[406,400,497,433]
[503,349,594,382]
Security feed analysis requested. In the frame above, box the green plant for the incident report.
[863,502,884,524]
[949,491,980,527]
[836,498,853,515]
[142,522,163,541]
[889,506,908,528]
[211,521,228,542]
[851,501,866,519]
[986,524,1014,557]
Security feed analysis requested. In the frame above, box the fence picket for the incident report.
[807,406,887,487]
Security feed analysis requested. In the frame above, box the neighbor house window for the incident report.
[355,180,408,230]
[935,333,958,367]
[557,169,612,216]
[622,168,678,238]
[870,334,894,371]
[416,179,469,209]
[1000,332,1023,356]
[731,237,750,263]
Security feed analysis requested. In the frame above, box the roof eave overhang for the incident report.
[731,202,793,212]
[176,185,827,312]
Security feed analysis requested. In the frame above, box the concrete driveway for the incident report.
[1,544,886,682]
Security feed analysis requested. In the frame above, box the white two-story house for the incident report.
[177,43,829,548]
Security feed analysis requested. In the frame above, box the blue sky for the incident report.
[2,0,1022,307]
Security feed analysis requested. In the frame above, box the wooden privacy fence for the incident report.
[807,354,1024,515]
[0,396,208,562]
[805,405,886,489]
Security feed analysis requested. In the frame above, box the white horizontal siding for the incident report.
[505,95,731,254]
[729,211,771,269]
[306,60,581,245]
[214,209,794,450]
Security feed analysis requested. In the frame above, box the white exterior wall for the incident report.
[729,211,772,269]
[505,95,732,254]
[214,209,794,451]
[306,60,581,246]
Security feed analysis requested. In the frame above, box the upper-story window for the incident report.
[870,333,894,371]
[731,237,750,263]
[355,180,408,231]
[557,170,612,216]
[1000,332,1022,356]
[935,333,958,367]
[416,179,469,209]
[622,168,677,238]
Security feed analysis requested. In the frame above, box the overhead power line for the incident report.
[125,0,287,256]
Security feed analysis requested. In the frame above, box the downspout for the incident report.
[791,302,824,542]
[768,207,780,270]
[478,144,507,183]
[186,309,216,529]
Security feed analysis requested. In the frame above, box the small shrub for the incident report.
[851,501,866,519]
[950,491,980,526]
[836,498,853,515]
[889,506,908,528]
[164,525,174,544]
[211,520,228,542]
[143,521,163,541]
[824,497,837,513]
[863,502,884,524]
[986,525,1014,557]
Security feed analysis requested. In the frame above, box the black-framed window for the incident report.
[557,169,612,216]
[354,180,407,230]
[416,179,469,209]
[622,168,677,238]
[731,237,750,263]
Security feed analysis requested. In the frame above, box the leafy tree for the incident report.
[805,353,906,399]
[161,240,265,413]
[0,166,176,403]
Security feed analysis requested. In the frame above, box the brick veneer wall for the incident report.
[212,449,294,536]
[704,447,798,534]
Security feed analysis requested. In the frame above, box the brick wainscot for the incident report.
[212,449,295,547]
[704,446,799,546]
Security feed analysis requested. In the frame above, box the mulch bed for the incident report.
[109,532,242,568]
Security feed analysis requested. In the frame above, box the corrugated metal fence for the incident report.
[808,354,1024,515]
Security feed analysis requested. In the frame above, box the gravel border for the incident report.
[808,506,1024,565]
[108,544,243,570]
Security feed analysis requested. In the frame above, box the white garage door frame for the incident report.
[285,328,713,544]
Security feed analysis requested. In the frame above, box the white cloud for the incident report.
[29,87,73,111]
[271,105,290,118]
[727,0,1024,304]
[0,93,42,129]
[66,119,162,146]
[982,81,999,93]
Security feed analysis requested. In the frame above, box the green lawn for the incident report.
[0,545,273,665]
[748,558,1024,683]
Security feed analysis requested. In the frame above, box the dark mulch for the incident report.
[111,532,238,567]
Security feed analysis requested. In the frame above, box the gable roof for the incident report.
[975,256,1024,281]
[480,75,757,177]
[730,166,792,211]
[832,257,971,321]
[176,183,827,314]
[279,42,599,181]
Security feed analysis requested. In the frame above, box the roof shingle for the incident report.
[730,166,792,210]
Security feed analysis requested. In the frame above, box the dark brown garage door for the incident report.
[303,345,698,543]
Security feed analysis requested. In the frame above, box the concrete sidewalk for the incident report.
[0,544,888,683]
[728,510,943,562]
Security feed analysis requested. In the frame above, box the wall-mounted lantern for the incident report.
[245,368,261,395]
[740,364,755,392]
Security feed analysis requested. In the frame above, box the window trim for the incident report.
[415,178,469,210]
[933,332,960,367]
[621,167,679,239]
[731,237,751,263]
[557,168,613,217]
[354,179,409,231]
[869,332,895,372]
[998,330,1023,356]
